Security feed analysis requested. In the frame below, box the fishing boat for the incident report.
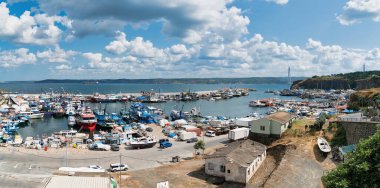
[53,106,66,118]
[29,108,44,119]
[130,137,157,149]
[65,104,76,116]
[76,107,97,132]
[249,100,266,107]
[68,115,76,126]
[317,137,331,153]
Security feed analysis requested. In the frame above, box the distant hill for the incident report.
[291,71,380,90]
[34,77,305,84]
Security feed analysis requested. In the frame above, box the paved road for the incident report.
[0,134,227,188]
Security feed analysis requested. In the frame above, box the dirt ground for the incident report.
[113,119,337,188]
[113,145,227,188]
[249,118,337,188]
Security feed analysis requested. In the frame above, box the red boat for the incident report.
[76,108,97,132]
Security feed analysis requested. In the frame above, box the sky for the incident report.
[0,0,380,81]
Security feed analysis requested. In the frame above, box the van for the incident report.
[205,130,216,137]
[109,163,128,172]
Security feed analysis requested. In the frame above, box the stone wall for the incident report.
[338,121,379,145]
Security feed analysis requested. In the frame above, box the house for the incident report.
[251,112,295,138]
[204,140,266,184]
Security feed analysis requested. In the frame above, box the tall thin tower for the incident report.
[363,63,366,72]
[288,66,292,84]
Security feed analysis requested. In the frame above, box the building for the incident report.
[204,140,266,184]
[44,176,115,188]
[338,144,356,161]
[251,112,295,138]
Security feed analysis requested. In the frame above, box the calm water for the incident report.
[4,83,296,137]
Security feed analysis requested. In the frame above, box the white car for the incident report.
[109,163,129,172]
[205,130,216,137]
[89,165,102,170]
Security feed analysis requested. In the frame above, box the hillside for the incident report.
[291,71,380,90]
[347,88,380,110]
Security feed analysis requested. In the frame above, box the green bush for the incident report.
[322,125,380,188]
[330,123,347,147]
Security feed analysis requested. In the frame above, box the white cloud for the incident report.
[38,0,249,44]
[0,48,36,68]
[58,32,379,78]
[37,47,77,63]
[0,2,71,45]
[266,0,289,5]
[337,0,380,25]
[55,64,72,70]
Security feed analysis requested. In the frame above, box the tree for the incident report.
[322,125,380,188]
[194,140,205,154]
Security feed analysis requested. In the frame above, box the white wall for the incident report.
[251,118,271,135]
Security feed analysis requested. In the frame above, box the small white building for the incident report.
[45,176,114,188]
[234,117,256,128]
[251,112,295,138]
[204,140,266,184]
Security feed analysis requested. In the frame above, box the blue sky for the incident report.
[0,0,380,81]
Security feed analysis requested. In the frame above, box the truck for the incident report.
[179,131,197,141]
[228,127,249,141]
[89,143,111,151]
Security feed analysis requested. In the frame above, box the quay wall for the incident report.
[336,121,379,145]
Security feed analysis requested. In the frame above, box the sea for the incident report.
[0,83,298,138]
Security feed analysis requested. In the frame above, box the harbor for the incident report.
[0,83,358,187]
[0,83,354,150]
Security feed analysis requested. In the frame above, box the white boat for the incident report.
[65,104,76,116]
[68,116,76,126]
[317,137,331,153]
[29,107,44,119]
[130,137,157,149]
[249,100,266,107]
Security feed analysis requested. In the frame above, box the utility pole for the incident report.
[119,153,122,186]
[65,139,68,166]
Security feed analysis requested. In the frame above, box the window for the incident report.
[227,170,231,173]
[248,168,251,175]
[260,126,265,131]
[220,165,225,172]
[208,163,214,170]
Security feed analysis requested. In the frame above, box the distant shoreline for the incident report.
[2,77,306,84]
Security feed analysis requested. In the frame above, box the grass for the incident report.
[292,118,315,130]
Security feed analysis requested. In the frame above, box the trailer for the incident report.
[228,127,249,141]
[179,131,197,141]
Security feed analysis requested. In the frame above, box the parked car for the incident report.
[205,130,216,137]
[159,139,172,148]
[186,137,198,143]
[159,138,169,144]
[160,141,172,148]
[111,144,120,151]
[109,163,128,172]
[89,165,102,170]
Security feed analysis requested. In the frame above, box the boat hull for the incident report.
[317,137,331,153]
[29,113,44,119]
[78,122,97,132]
[130,142,157,149]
